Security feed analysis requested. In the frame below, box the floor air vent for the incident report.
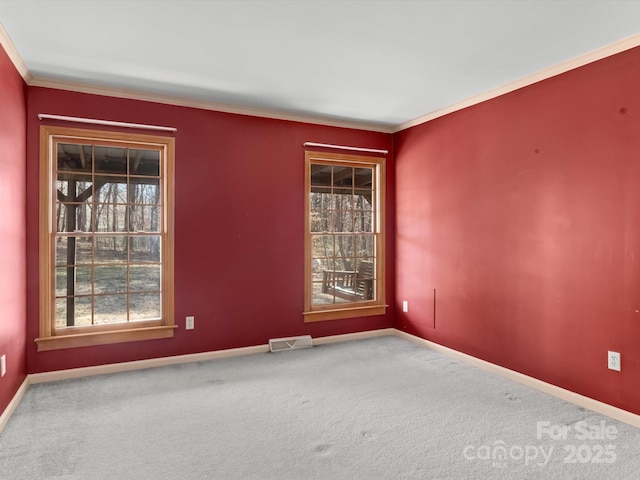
[269,335,313,352]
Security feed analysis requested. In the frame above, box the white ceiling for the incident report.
[1,0,640,131]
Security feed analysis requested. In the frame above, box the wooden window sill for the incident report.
[35,325,176,351]
[303,305,387,323]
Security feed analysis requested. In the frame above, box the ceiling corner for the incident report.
[393,32,640,134]
[0,19,31,82]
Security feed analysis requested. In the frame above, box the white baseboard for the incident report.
[394,330,640,429]
[28,328,395,384]
[0,378,29,434]
[28,343,271,384]
[313,328,395,345]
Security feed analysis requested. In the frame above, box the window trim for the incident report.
[303,151,387,322]
[36,126,175,351]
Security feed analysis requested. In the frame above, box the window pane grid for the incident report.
[55,291,163,299]
[310,161,377,307]
[54,234,163,327]
[54,140,164,327]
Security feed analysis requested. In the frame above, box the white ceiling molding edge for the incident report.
[0,20,31,82]
[0,20,391,134]
[395,32,640,133]
[26,76,393,134]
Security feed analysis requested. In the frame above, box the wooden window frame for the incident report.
[304,151,387,322]
[36,126,175,351]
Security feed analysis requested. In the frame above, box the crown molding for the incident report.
[395,32,640,133]
[28,77,394,134]
[0,20,31,82]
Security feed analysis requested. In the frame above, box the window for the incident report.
[304,151,386,322]
[37,126,175,351]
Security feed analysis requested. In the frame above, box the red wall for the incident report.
[0,45,27,415]
[395,47,640,414]
[26,88,394,373]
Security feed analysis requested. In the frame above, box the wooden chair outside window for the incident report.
[321,261,374,302]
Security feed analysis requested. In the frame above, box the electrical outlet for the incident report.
[402,301,409,313]
[608,351,621,372]
[186,316,195,330]
[1,355,6,377]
